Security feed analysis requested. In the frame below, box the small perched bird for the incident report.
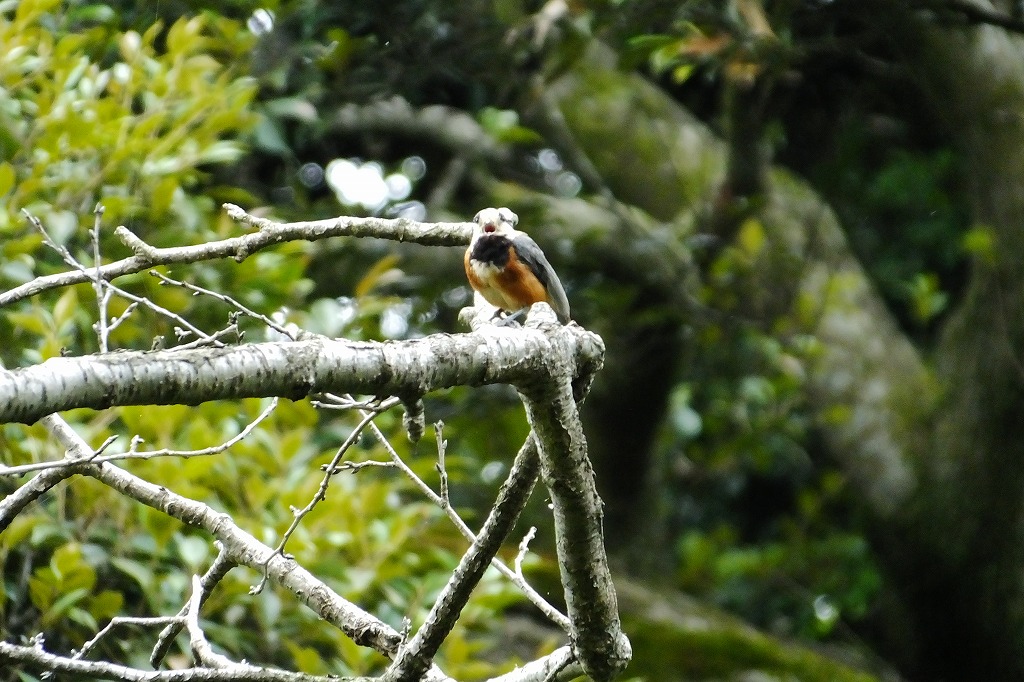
[464,207,570,324]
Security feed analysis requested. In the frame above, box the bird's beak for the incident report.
[483,222,496,233]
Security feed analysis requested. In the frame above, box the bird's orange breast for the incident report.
[465,243,547,312]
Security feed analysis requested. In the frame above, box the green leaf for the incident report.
[44,587,91,626]
[355,255,402,298]
[177,534,211,570]
[0,258,33,284]
[0,161,15,196]
[43,210,78,245]
[51,542,83,579]
[111,557,154,590]
[89,590,125,620]
[252,115,291,155]
[67,4,117,25]
[52,287,78,329]
[29,574,56,611]
[264,97,318,123]
[672,63,695,84]
[478,107,521,136]
[962,225,996,263]
[197,140,245,165]
[736,218,766,257]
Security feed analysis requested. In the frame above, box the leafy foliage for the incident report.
[0,4,528,680]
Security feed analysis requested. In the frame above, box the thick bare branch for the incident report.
[0,327,601,424]
[385,436,542,681]
[519,361,630,681]
[0,203,627,680]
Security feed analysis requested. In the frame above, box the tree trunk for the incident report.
[527,41,930,549]
[880,11,1024,678]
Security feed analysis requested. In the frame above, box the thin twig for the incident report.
[151,547,237,668]
[314,394,569,629]
[332,460,397,473]
[2,204,471,308]
[91,204,112,352]
[73,616,183,661]
[101,279,225,348]
[435,421,449,508]
[514,526,538,579]
[311,395,394,412]
[0,399,278,477]
[151,270,297,339]
[24,208,225,350]
[362,415,570,631]
[105,301,139,336]
[250,396,401,595]
[0,640,348,682]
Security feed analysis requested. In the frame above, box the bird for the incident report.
[464,207,571,324]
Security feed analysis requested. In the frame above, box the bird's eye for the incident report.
[498,208,518,226]
[472,210,483,223]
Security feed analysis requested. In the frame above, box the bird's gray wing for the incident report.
[511,233,571,323]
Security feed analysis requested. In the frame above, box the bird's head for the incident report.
[472,207,518,238]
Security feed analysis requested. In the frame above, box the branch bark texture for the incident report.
[519,352,629,681]
[0,328,599,425]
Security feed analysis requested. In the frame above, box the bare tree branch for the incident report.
[186,575,248,669]
[0,328,601,425]
[385,436,542,681]
[39,413,407,659]
[0,640,359,682]
[0,408,99,532]
[75,617,184,662]
[251,396,402,595]
[485,646,581,682]
[151,548,237,668]
[354,406,570,630]
[1,205,629,680]
[520,368,630,681]
[0,204,471,308]
[0,399,278,476]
